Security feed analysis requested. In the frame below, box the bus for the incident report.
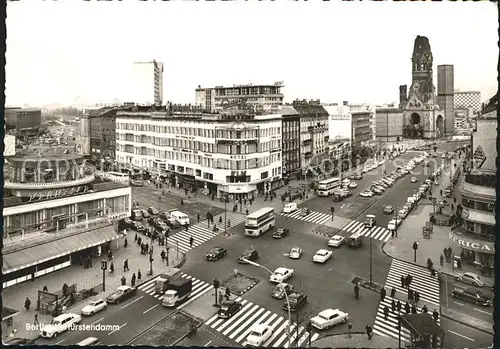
[104,171,130,183]
[245,207,275,237]
[317,177,341,196]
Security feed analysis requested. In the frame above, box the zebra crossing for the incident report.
[280,210,331,225]
[137,272,213,305]
[205,297,320,347]
[341,220,392,242]
[203,212,248,233]
[166,224,217,253]
[373,259,441,342]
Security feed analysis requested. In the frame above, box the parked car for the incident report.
[313,249,333,264]
[238,249,259,264]
[310,309,349,330]
[328,235,345,247]
[217,300,243,319]
[131,221,146,233]
[451,288,492,306]
[245,324,273,347]
[206,247,228,261]
[140,209,150,219]
[289,247,303,259]
[353,173,362,180]
[272,283,294,300]
[398,209,408,219]
[81,299,107,316]
[370,186,383,195]
[106,286,137,304]
[270,267,294,283]
[347,174,356,180]
[384,205,395,214]
[273,228,290,239]
[165,217,181,229]
[359,190,373,198]
[387,219,402,231]
[4,338,36,345]
[348,182,357,189]
[455,272,484,287]
[283,293,307,312]
[147,207,159,215]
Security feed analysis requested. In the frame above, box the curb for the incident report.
[125,312,176,345]
[239,279,259,296]
[440,311,494,336]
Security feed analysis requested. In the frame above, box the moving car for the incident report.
[451,288,492,306]
[341,178,351,187]
[347,174,356,180]
[238,249,259,264]
[270,267,294,283]
[283,202,298,213]
[165,217,181,229]
[410,176,418,183]
[147,207,159,215]
[217,300,243,319]
[364,214,376,228]
[246,324,273,347]
[387,219,402,231]
[353,173,362,180]
[384,205,395,214]
[272,283,294,300]
[273,228,290,239]
[283,293,307,312]
[310,309,349,330]
[106,286,137,304]
[455,272,484,287]
[328,235,345,247]
[140,209,151,219]
[347,181,357,189]
[130,221,146,233]
[81,299,107,316]
[300,208,311,216]
[4,338,36,345]
[206,247,228,261]
[40,313,82,338]
[289,247,303,259]
[359,190,373,197]
[313,249,333,263]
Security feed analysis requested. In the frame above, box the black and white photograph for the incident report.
[2,1,497,348]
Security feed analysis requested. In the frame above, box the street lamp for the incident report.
[369,225,373,286]
[241,258,292,347]
[413,241,419,263]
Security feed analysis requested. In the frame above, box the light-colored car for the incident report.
[310,309,349,330]
[313,249,333,263]
[398,209,408,219]
[360,190,373,197]
[270,267,294,283]
[246,323,273,347]
[455,272,484,287]
[81,299,107,316]
[387,219,402,231]
[347,181,357,189]
[328,235,345,247]
[289,247,303,259]
[40,313,82,338]
[410,177,418,183]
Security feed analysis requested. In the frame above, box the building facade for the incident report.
[450,114,496,270]
[195,82,284,112]
[280,106,301,178]
[115,107,283,199]
[454,91,481,114]
[437,64,455,135]
[5,108,42,140]
[351,111,374,149]
[375,108,404,143]
[132,60,164,106]
[3,153,131,288]
[4,134,16,156]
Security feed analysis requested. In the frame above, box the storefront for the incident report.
[449,229,494,267]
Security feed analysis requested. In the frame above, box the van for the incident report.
[77,337,101,346]
[131,209,143,221]
[283,203,298,213]
[348,232,364,248]
[364,214,376,228]
[170,211,190,226]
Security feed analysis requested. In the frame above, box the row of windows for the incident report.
[464,221,495,241]
[464,173,496,188]
[215,87,281,96]
[461,198,495,213]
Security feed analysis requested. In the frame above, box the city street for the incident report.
[440,316,493,348]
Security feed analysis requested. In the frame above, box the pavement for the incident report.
[313,332,400,348]
[2,234,185,341]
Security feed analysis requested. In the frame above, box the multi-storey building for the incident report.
[451,111,496,271]
[437,64,455,135]
[351,110,374,149]
[195,82,284,112]
[375,108,404,143]
[115,106,283,199]
[5,107,42,140]
[280,106,301,178]
[3,152,131,288]
[132,60,164,106]
[454,90,481,114]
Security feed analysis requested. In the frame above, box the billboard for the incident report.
[324,105,352,142]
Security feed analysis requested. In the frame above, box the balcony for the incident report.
[303,139,312,146]
[4,174,96,190]
[304,152,312,158]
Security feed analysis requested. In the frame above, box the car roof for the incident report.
[316,249,329,253]
[275,267,288,273]
[330,235,343,239]
[319,309,339,316]
[117,285,130,291]
[251,323,269,332]
[463,272,478,277]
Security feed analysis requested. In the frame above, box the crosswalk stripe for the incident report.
[215,300,252,331]
[231,308,267,340]
[336,220,392,242]
[275,323,296,347]
[236,311,274,343]
[265,320,289,347]
[223,304,260,336]
[279,210,331,225]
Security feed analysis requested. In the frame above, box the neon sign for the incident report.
[28,185,90,202]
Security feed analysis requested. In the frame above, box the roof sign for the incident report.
[472,145,486,169]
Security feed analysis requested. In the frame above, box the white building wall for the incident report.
[132,61,163,106]
[4,135,15,156]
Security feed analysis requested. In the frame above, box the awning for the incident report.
[3,225,124,274]
[449,229,495,254]
[462,209,495,226]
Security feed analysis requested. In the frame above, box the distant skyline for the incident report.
[6,1,497,107]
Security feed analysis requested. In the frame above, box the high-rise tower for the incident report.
[437,65,455,135]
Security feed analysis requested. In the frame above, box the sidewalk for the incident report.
[2,234,185,341]
[313,332,399,348]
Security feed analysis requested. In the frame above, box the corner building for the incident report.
[115,107,282,200]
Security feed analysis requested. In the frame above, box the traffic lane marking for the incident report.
[143,304,159,314]
[448,330,475,342]
[473,308,492,315]
[453,301,464,306]
[108,322,127,336]
[55,339,65,344]
[204,340,212,347]
[91,317,104,325]
[121,296,144,309]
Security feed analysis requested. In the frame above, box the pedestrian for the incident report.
[124,238,128,248]
[348,322,352,337]
[384,305,389,320]
[391,287,396,298]
[421,305,428,313]
[397,300,402,313]
[414,291,420,304]
[432,309,439,321]
[110,262,114,273]
[24,297,31,311]
[405,302,410,314]
[225,286,231,300]
[161,250,166,261]
[62,283,69,295]
[185,224,189,232]
[197,212,200,222]
[246,208,249,215]
[121,276,126,285]
[135,233,138,242]
[380,287,386,302]
[189,236,194,248]
[34,312,39,326]
[365,323,372,340]
[401,275,405,288]
[391,299,396,312]
[440,254,444,266]
[411,304,417,314]
[43,285,48,292]
[408,288,413,302]
[227,219,231,227]
[407,274,413,287]
[213,224,217,233]
[131,273,136,287]
[219,216,223,224]
[218,292,224,305]
[354,284,360,300]
[124,259,129,272]
[138,269,142,281]
[137,236,142,246]
[447,247,453,261]
[88,256,92,267]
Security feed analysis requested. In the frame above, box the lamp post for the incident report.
[224,193,229,234]
[369,225,373,286]
[242,258,292,347]
[101,260,107,292]
[413,241,419,263]
[431,197,437,215]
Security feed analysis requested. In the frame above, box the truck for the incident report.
[162,278,193,307]
[154,267,182,295]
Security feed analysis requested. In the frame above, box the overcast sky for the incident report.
[6,1,497,107]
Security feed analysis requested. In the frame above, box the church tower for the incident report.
[410,35,435,104]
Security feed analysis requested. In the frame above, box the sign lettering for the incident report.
[449,232,495,253]
[28,185,90,202]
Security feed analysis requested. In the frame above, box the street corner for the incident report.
[220,272,259,296]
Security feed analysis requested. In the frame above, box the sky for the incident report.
[5,1,498,107]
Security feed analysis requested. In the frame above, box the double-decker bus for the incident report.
[245,207,275,237]
[317,177,341,196]
[104,171,130,184]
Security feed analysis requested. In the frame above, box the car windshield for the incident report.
[275,271,284,276]
[317,251,327,256]
[249,330,263,337]
[291,248,299,253]
[318,314,329,321]
[332,236,341,241]
[220,305,230,311]
[244,251,254,256]
[210,249,219,253]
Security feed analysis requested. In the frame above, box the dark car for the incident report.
[160,211,171,221]
[148,207,159,215]
[273,228,290,239]
[238,249,259,263]
[353,173,362,180]
[131,221,146,233]
[347,174,356,180]
[217,300,243,319]
[124,218,133,226]
[140,209,151,219]
[206,247,228,261]
[155,223,170,236]
[384,205,395,214]
[332,193,343,202]
[4,338,35,346]
[452,288,492,306]
[165,217,181,229]
[282,293,307,312]
[148,216,158,226]
[106,286,137,304]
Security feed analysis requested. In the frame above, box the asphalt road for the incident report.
[181,214,388,335]
[178,324,236,347]
[440,274,494,324]
[440,316,493,348]
[34,289,171,345]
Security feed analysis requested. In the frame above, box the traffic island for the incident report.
[220,272,259,296]
[337,197,377,219]
[127,311,201,345]
[312,226,340,237]
[351,276,383,293]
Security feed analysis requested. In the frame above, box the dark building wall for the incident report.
[437,65,455,135]
[399,85,407,108]
[89,109,117,160]
[282,115,301,176]
[351,112,373,148]
[375,109,403,140]
[5,107,21,128]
